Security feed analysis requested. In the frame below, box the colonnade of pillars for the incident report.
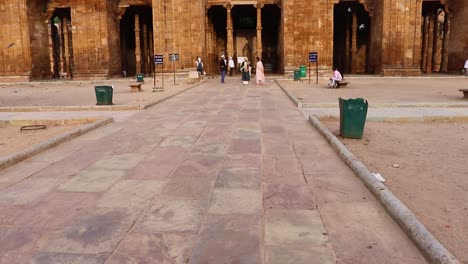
[132,13,154,75]
[47,16,73,78]
[224,3,264,59]
[421,10,451,73]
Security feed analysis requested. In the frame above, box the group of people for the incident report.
[196,55,265,85]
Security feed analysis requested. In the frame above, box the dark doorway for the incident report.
[120,6,153,77]
[421,1,447,73]
[50,8,73,79]
[262,5,281,73]
[333,2,371,74]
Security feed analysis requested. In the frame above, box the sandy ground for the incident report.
[0,124,82,157]
[324,121,468,262]
[279,77,468,104]
[0,78,193,107]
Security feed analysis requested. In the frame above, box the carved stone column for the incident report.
[143,23,148,73]
[351,10,357,73]
[421,15,430,72]
[426,13,434,74]
[62,17,71,78]
[440,14,450,73]
[226,4,234,58]
[135,13,141,74]
[256,3,263,59]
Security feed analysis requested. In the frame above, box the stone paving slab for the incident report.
[0,78,429,263]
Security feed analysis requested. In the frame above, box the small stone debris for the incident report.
[392,163,400,168]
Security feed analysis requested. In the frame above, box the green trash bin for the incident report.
[94,86,113,105]
[339,97,368,139]
[293,70,301,81]
[136,73,144,83]
[300,65,307,77]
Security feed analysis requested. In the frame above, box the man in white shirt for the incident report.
[328,68,343,88]
[228,57,235,76]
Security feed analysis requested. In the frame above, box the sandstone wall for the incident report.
[70,0,120,79]
[381,0,423,76]
[153,0,205,72]
[447,0,468,72]
[282,0,334,74]
[0,0,32,81]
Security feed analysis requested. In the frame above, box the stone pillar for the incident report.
[143,23,148,73]
[149,31,154,73]
[421,15,430,72]
[226,4,234,58]
[256,3,263,59]
[351,10,357,73]
[440,14,450,73]
[47,20,55,77]
[62,17,71,78]
[135,13,141,74]
[431,13,439,72]
[426,14,435,74]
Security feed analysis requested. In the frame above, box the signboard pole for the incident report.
[316,58,318,84]
[173,60,176,85]
[308,61,311,84]
[153,61,156,87]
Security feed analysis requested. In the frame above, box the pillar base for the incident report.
[73,70,109,80]
[0,73,32,83]
[382,65,421,77]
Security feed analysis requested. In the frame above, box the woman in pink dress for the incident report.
[256,57,265,85]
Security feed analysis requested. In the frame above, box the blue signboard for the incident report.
[154,55,164,64]
[309,52,317,62]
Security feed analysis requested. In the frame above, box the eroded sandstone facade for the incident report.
[0,0,466,81]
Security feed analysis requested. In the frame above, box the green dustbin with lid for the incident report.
[136,73,144,83]
[94,86,113,105]
[300,65,307,77]
[293,70,301,81]
[339,97,368,139]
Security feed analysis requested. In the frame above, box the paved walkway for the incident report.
[0,79,426,263]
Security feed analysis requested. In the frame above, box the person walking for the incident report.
[196,57,204,76]
[255,57,265,85]
[240,59,251,85]
[220,55,227,83]
[328,67,343,88]
[228,57,235,76]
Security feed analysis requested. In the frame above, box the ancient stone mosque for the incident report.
[0,0,466,81]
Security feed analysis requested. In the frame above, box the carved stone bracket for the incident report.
[118,5,129,19]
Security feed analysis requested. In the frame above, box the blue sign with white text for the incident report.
[309,52,317,62]
[154,55,164,64]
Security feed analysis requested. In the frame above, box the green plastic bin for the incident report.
[293,70,301,81]
[94,86,113,105]
[136,73,144,83]
[300,65,307,77]
[339,97,368,139]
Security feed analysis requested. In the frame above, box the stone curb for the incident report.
[275,80,303,108]
[312,115,468,123]
[0,117,113,171]
[140,80,206,109]
[0,81,206,112]
[308,114,460,264]
[301,102,468,108]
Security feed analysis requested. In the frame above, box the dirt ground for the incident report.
[0,78,193,107]
[0,124,82,157]
[325,121,468,262]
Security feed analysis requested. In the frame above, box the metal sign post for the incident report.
[169,53,179,85]
[153,55,164,92]
[309,52,318,84]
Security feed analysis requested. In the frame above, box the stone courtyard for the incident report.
[0,75,467,263]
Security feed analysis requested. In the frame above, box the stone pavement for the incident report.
[0,78,426,263]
